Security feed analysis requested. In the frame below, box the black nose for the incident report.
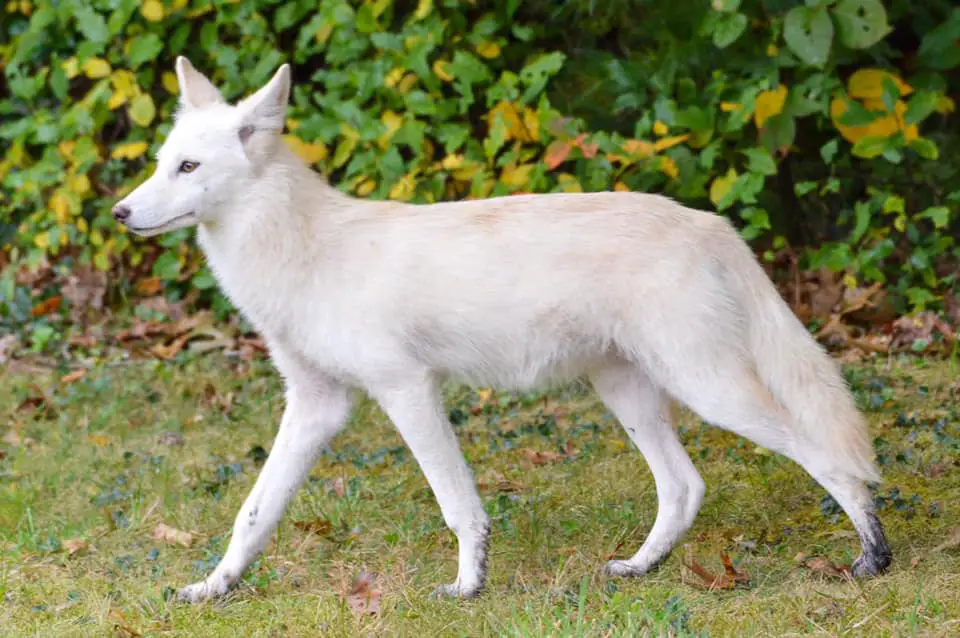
[112,204,131,221]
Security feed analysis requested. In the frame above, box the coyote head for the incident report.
[112,57,291,236]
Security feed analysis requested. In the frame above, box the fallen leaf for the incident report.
[477,469,525,494]
[158,432,184,446]
[135,277,164,296]
[890,312,938,350]
[796,554,850,579]
[932,527,960,553]
[519,448,564,465]
[328,477,347,498]
[59,267,107,322]
[682,550,750,590]
[31,295,62,318]
[108,607,142,637]
[60,369,87,384]
[151,523,194,547]
[345,570,381,616]
[87,434,109,447]
[0,334,19,363]
[294,519,335,537]
[62,538,89,556]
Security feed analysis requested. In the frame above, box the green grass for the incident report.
[1,354,958,637]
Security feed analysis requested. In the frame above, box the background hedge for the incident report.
[2,0,958,328]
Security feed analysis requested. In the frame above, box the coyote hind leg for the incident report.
[589,359,705,577]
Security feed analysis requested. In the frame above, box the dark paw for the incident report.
[851,551,891,578]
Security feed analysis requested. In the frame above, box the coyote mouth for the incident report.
[128,211,197,234]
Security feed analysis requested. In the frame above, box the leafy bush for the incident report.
[1,0,958,320]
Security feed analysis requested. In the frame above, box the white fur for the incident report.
[116,58,891,603]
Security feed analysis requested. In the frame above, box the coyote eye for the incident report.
[178,160,199,174]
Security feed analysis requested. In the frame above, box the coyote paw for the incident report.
[428,581,483,600]
[177,576,231,603]
[851,551,892,579]
[605,556,668,578]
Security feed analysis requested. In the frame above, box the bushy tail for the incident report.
[728,240,881,484]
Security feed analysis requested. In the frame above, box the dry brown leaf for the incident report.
[294,519,335,537]
[150,333,192,360]
[59,267,107,322]
[151,523,194,547]
[157,432,184,447]
[932,527,960,553]
[135,277,164,296]
[890,312,938,350]
[328,477,346,498]
[62,538,89,556]
[519,448,565,466]
[108,607,142,638]
[0,334,19,364]
[796,554,850,579]
[345,570,381,616]
[60,369,87,384]
[477,469,525,494]
[87,434,109,447]
[31,295,62,318]
[682,550,749,590]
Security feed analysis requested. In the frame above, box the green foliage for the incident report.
[1,0,959,318]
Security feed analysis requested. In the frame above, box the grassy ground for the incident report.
[1,353,958,637]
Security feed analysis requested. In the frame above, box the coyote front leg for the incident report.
[178,377,352,603]
[371,375,490,599]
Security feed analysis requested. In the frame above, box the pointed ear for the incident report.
[175,56,224,109]
[238,63,291,132]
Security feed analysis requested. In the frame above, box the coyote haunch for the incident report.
[113,57,892,603]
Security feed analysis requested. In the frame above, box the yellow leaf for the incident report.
[397,73,418,94]
[414,0,433,19]
[842,273,858,289]
[162,71,179,94]
[653,134,689,152]
[659,156,679,180]
[378,110,404,149]
[171,0,188,10]
[754,85,787,129]
[315,23,333,44]
[283,136,328,164]
[141,0,164,22]
[557,173,582,193]
[489,101,532,142]
[58,140,76,161]
[476,41,501,59]
[128,93,156,127]
[766,44,778,57]
[720,101,742,112]
[356,179,376,197]
[49,191,70,223]
[653,120,669,136]
[90,229,104,246]
[62,57,79,79]
[935,95,955,114]
[107,91,127,110]
[111,141,149,160]
[709,168,738,206]
[522,107,540,142]
[847,69,912,100]
[384,67,405,88]
[82,57,111,79]
[614,181,630,192]
[500,163,535,188]
[389,174,417,201]
[77,217,89,234]
[829,97,916,143]
[441,154,464,170]
[34,231,50,249]
[67,174,91,195]
[433,59,454,82]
